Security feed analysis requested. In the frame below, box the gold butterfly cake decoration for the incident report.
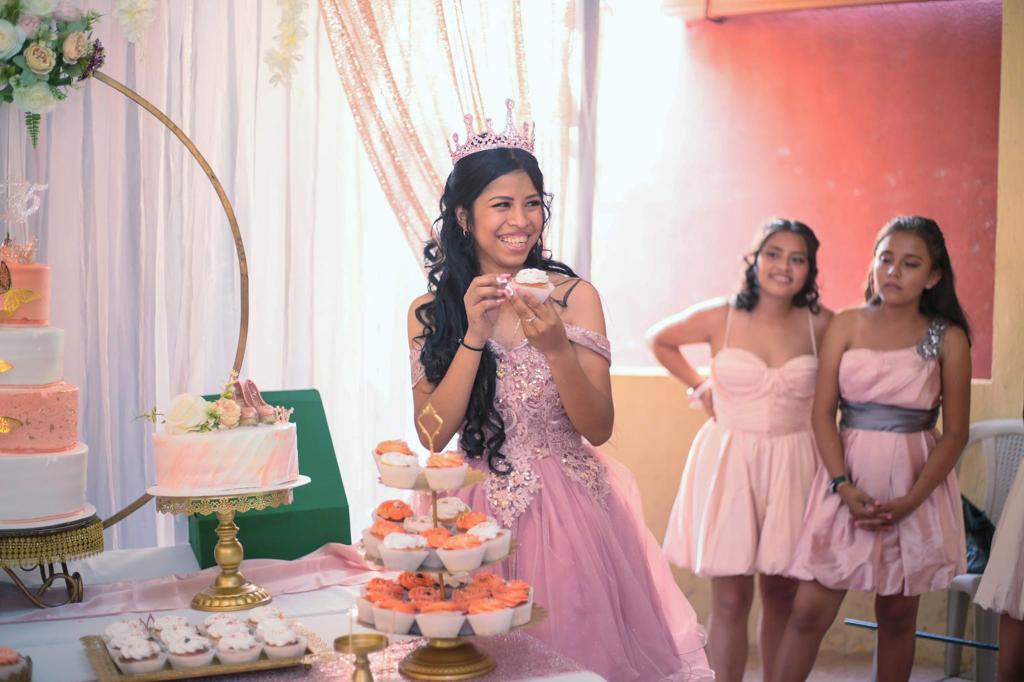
[0,359,12,374]
[0,416,24,434]
[0,289,41,320]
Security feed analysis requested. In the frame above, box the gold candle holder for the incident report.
[335,633,389,682]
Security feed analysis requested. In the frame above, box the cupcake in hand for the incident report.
[416,601,467,638]
[165,633,215,670]
[512,268,555,304]
[113,639,167,675]
[379,532,429,571]
[216,631,264,664]
[467,520,512,561]
[378,452,421,488]
[424,452,468,490]
[259,623,307,659]
[467,598,515,636]
[372,598,418,635]
[435,533,486,572]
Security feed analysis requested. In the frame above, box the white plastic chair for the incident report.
[945,418,1024,682]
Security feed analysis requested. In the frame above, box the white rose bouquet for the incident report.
[0,1,104,147]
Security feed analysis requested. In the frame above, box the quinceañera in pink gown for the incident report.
[663,307,820,577]
[412,323,709,682]
[789,319,965,595]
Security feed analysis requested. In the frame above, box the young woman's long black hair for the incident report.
[734,218,822,313]
[864,216,972,343]
[414,148,576,474]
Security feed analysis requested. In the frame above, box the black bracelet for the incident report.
[459,337,485,352]
[829,475,851,494]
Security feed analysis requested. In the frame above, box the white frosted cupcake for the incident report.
[435,534,486,572]
[435,497,470,526]
[166,634,215,670]
[260,625,307,659]
[468,521,512,562]
[371,599,417,635]
[202,613,241,632]
[103,619,148,644]
[379,532,429,571]
[247,605,286,627]
[466,599,515,636]
[206,619,250,644]
[402,514,436,534]
[216,631,263,664]
[424,452,468,490]
[513,268,554,304]
[415,602,467,638]
[378,452,421,488]
[498,581,534,626]
[114,639,167,675]
[105,633,152,659]
[158,624,199,645]
[152,615,190,637]
[373,440,415,468]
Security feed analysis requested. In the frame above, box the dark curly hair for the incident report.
[414,148,576,474]
[734,218,822,313]
[864,216,971,343]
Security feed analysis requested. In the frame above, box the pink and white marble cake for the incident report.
[0,382,78,453]
[1,260,50,325]
[0,444,89,524]
[153,423,299,493]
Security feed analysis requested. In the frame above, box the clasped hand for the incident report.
[839,484,918,531]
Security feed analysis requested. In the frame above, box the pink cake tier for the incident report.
[1,260,50,326]
[0,382,78,452]
[0,444,89,525]
[153,422,299,494]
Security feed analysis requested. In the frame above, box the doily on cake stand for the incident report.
[0,505,102,608]
[147,475,310,611]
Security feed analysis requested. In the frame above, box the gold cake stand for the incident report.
[148,476,310,611]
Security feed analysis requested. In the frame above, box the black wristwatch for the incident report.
[829,475,851,494]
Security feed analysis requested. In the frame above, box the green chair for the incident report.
[188,389,350,568]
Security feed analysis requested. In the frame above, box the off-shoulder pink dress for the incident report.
[412,324,708,682]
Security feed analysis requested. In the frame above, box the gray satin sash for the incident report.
[840,398,939,433]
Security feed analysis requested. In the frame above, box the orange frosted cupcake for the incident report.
[455,511,488,532]
[408,586,442,606]
[362,520,404,559]
[374,440,414,456]
[424,452,468,491]
[375,499,413,522]
[372,597,418,634]
[436,533,485,572]
[398,572,433,591]
[497,580,534,625]
[416,600,467,638]
[421,527,452,549]
[467,597,515,636]
[472,573,505,589]
[452,585,493,609]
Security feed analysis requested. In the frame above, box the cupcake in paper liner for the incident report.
[420,526,451,570]
[206,619,249,644]
[165,634,215,670]
[373,440,414,466]
[102,619,148,644]
[466,598,515,636]
[467,520,512,562]
[362,519,404,559]
[379,532,429,571]
[260,623,307,659]
[247,605,286,628]
[378,452,421,488]
[216,631,263,664]
[106,633,153,659]
[424,452,468,490]
[158,624,199,645]
[435,496,470,526]
[497,580,534,626]
[415,601,467,638]
[114,639,167,675]
[372,598,418,635]
[402,514,435,534]
[512,268,554,304]
[0,648,31,682]
[374,499,413,524]
[435,533,486,572]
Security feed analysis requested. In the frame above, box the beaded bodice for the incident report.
[411,324,612,527]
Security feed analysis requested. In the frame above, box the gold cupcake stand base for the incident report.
[149,476,310,611]
[399,638,496,680]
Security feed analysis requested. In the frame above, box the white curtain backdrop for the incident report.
[1,1,423,548]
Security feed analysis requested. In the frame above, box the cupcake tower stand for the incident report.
[145,476,310,611]
[359,405,545,681]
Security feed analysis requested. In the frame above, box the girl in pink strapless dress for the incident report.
[408,134,708,681]
[775,217,973,682]
[652,219,831,682]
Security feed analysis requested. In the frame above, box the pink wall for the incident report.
[596,0,1000,376]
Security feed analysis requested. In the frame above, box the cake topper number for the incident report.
[416,403,444,454]
[0,416,24,434]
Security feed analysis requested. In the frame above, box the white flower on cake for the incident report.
[164,393,213,435]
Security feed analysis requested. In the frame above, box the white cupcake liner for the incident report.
[423,463,468,491]
[263,635,307,660]
[515,282,555,305]
[481,530,512,562]
[372,606,416,635]
[415,611,466,638]
[167,648,216,670]
[378,546,429,572]
[215,643,263,665]
[435,544,486,572]
[379,464,422,488]
[361,529,382,559]
[115,653,168,675]
[467,608,515,636]
[356,597,376,625]
[512,589,534,626]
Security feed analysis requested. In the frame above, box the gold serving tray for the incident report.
[81,623,328,681]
